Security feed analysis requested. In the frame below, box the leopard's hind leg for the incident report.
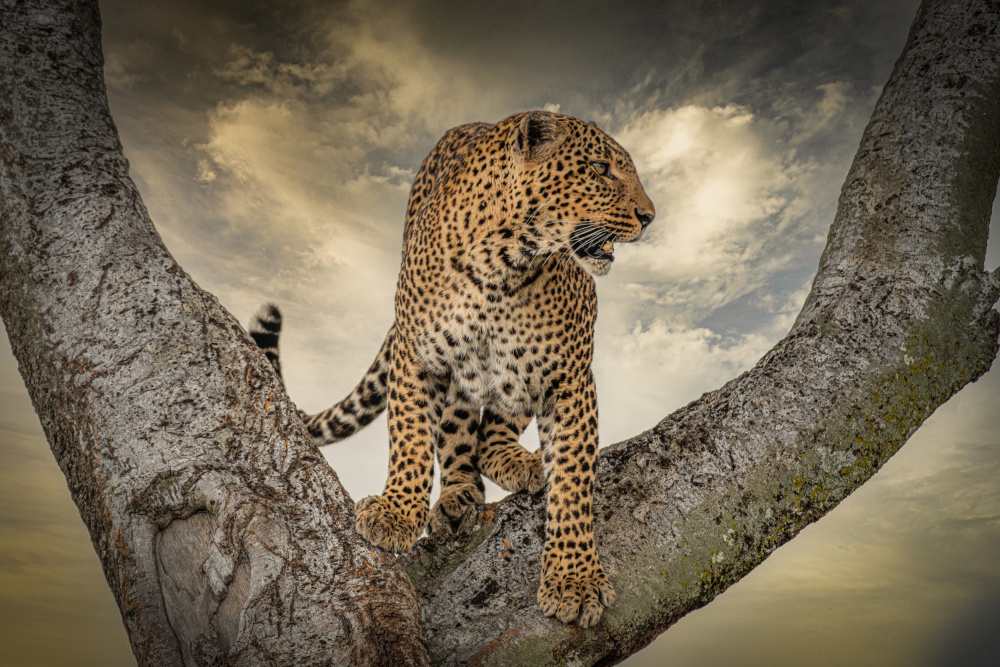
[478,409,545,495]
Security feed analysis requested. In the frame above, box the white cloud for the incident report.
[214,45,346,97]
[194,159,216,183]
[594,319,776,445]
[605,104,810,326]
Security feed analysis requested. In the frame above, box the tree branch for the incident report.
[405,1,1000,664]
[0,0,997,666]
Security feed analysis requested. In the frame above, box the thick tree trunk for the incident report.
[1,1,997,666]
[0,2,427,666]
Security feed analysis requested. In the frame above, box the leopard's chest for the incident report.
[415,300,560,415]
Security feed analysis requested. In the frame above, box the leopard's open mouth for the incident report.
[569,226,616,263]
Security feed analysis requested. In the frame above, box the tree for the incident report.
[1,0,997,665]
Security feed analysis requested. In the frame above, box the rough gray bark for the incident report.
[0,1,997,667]
[0,2,427,666]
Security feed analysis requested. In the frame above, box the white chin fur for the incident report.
[573,254,613,277]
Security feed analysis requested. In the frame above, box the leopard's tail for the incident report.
[249,304,394,445]
[249,303,284,379]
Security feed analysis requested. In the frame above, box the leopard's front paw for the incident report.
[429,483,485,535]
[354,495,426,553]
[537,565,615,628]
[489,448,546,494]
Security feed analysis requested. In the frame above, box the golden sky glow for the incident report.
[2,1,998,665]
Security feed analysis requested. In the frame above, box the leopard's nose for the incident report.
[634,207,654,228]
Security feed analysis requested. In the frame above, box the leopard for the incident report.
[250,110,655,628]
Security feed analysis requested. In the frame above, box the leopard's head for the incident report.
[508,111,655,277]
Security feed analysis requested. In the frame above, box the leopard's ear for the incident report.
[516,111,563,161]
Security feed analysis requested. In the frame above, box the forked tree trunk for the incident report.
[1,1,998,666]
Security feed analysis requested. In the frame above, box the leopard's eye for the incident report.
[591,161,609,176]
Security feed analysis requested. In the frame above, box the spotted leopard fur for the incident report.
[250,111,654,628]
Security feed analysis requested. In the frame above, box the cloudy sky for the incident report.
[2,0,998,664]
